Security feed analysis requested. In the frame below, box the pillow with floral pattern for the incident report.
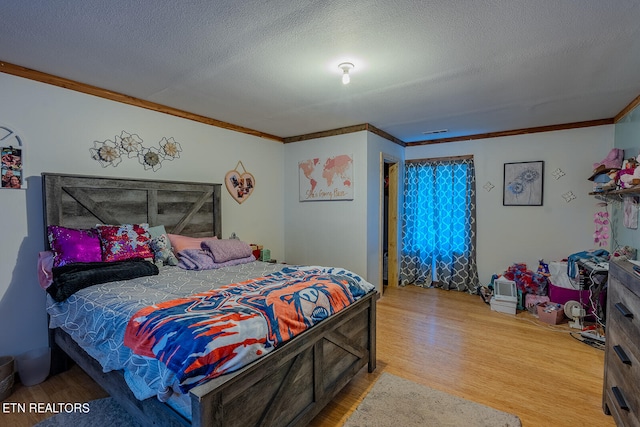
[96,223,153,262]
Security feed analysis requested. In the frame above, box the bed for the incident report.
[41,173,377,427]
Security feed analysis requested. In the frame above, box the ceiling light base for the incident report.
[338,62,354,85]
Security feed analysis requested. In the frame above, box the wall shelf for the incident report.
[590,188,640,203]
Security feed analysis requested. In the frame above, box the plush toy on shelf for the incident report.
[617,155,640,189]
[589,149,625,191]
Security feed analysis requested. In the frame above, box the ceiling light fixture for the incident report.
[338,62,354,85]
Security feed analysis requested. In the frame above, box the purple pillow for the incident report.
[47,225,102,267]
[200,239,253,263]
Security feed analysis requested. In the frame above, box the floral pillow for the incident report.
[47,225,102,267]
[96,223,153,262]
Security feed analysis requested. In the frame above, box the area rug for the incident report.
[343,373,522,427]
[34,397,141,427]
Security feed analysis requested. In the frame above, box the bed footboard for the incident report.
[190,290,376,427]
[51,291,376,427]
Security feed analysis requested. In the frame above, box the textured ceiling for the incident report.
[1,1,640,143]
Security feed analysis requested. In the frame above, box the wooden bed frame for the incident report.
[42,173,377,427]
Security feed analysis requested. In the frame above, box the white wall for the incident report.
[0,73,285,356]
[282,131,404,293]
[365,132,404,291]
[283,132,369,277]
[405,125,615,285]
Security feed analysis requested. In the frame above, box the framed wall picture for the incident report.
[503,161,544,206]
[1,125,25,190]
[298,154,354,201]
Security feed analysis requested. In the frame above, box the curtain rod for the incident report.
[405,154,474,164]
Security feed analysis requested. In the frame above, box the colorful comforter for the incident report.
[123,266,375,392]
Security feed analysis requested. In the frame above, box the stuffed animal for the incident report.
[150,234,179,266]
[617,156,640,188]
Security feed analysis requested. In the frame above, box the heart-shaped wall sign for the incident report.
[225,161,255,204]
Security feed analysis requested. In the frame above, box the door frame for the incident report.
[380,153,400,291]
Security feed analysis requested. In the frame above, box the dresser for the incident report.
[603,260,640,426]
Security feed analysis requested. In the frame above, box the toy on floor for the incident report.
[503,262,550,297]
[487,261,551,310]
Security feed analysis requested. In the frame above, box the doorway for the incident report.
[381,154,399,293]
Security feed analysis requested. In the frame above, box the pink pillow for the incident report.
[96,224,153,262]
[47,225,102,267]
[37,251,54,289]
[168,234,216,253]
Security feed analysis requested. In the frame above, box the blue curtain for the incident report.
[400,157,479,292]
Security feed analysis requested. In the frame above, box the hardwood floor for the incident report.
[2,285,614,426]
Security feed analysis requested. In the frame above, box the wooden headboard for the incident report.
[42,173,222,248]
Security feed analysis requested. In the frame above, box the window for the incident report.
[400,156,479,291]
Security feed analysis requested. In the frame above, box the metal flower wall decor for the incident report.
[90,131,183,171]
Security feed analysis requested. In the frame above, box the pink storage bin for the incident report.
[548,282,604,319]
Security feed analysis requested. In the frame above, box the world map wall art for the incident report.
[298,154,354,201]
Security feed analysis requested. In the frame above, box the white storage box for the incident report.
[490,297,517,315]
[490,277,518,315]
